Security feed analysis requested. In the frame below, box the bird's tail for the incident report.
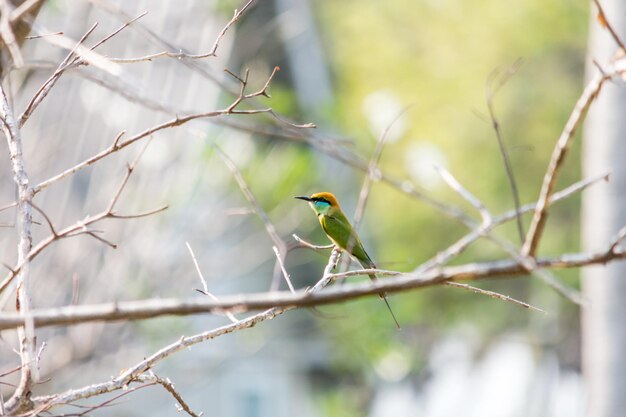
[361,259,401,329]
[379,291,401,329]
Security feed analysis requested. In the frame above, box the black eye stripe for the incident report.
[311,197,330,204]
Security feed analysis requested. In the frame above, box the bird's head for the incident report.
[294,191,340,216]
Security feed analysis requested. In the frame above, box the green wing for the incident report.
[320,213,398,328]
[320,213,375,268]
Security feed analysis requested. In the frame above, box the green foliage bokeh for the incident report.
[302,0,589,410]
[215,0,590,413]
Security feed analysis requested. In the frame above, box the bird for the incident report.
[295,191,400,329]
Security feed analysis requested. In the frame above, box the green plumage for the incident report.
[295,191,400,328]
[318,210,376,271]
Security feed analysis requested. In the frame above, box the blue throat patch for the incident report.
[313,200,331,214]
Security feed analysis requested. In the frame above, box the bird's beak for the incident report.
[294,196,312,202]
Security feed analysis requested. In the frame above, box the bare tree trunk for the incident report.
[581,2,626,416]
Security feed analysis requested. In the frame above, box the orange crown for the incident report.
[309,192,340,207]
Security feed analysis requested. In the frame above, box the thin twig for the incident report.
[33,67,310,195]
[210,0,257,57]
[522,58,626,257]
[487,233,585,305]
[89,12,147,51]
[444,281,545,313]
[30,203,57,237]
[19,12,146,128]
[109,0,258,63]
[607,225,626,253]
[434,164,492,225]
[22,54,468,229]
[486,59,525,243]
[0,149,167,296]
[185,242,238,323]
[74,1,476,231]
[0,201,17,212]
[273,246,296,293]
[339,106,411,273]
[24,31,63,39]
[592,0,626,52]
[500,171,609,226]
[291,234,335,251]
[30,381,157,417]
[141,373,202,417]
[213,145,284,252]
[354,106,412,230]
[18,22,99,128]
[413,171,606,302]
[213,144,289,292]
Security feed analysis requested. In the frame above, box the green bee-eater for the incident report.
[295,192,400,329]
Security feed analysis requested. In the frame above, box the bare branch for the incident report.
[592,0,626,52]
[434,164,492,225]
[533,266,585,305]
[186,242,238,323]
[89,11,147,51]
[18,22,99,128]
[353,105,411,230]
[387,165,594,302]
[607,225,626,253]
[107,205,168,219]
[0,148,167,296]
[32,110,221,194]
[19,12,146,128]
[213,144,291,292]
[415,225,486,274]
[209,0,257,57]
[486,59,525,242]
[29,202,58,237]
[0,245,623,331]
[214,145,285,252]
[109,0,257,64]
[291,234,334,251]
[24,57,466,229]
[444,281,545,313]
[522,58,626,257]
[76,230,118,249]
[33,67,311,195]
[0,200,17,212]
[0,73,34,415]
[30,381,157,416]
[418,162,586,304]
[24,31,63,40]
[141,373,203,417]
[32,24,122,74]
[338,106,412,274]
[273,246,296,293]
[423,166,576,304]
[486,233,585,305]
[29,250,342,411]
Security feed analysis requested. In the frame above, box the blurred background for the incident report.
[0,0,601,416]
